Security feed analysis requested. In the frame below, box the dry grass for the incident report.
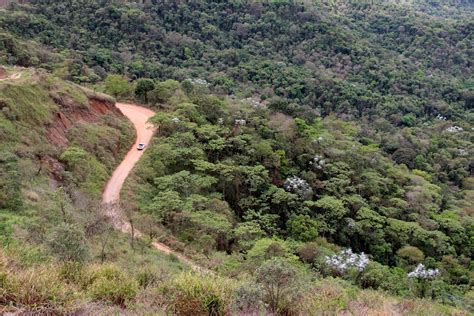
[0,253,83,313]
[163,272,236,315]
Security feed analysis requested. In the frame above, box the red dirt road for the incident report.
[102,103,201,270]
[102,103,155,204]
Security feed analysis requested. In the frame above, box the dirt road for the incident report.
[102,103,155,204]
[102,103,200,269]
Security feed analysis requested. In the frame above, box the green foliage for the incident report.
[247,238,299,264]
[85,265,138,307]
[104,74,130,98]
[255,257,304,313]
[0,151,22,211]
[231,282,264,314]
[233,221,265,252]
[287,214,318,242]
[150,79,180,105]
[46,223,89,263]
[1,1,472,312]
[134,78,154,103]
[124,79,471,308]
[165,272,235,315]
[397,246,425,266]
[60,146,108,195]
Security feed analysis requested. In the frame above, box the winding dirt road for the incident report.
[102,103,156,204]
[102,103,199,269]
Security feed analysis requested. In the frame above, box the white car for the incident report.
[137,143,146,151]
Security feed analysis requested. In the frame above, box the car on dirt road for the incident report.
[137,143,146,150]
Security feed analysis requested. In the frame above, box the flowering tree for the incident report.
[309,154,325,170]
[283,176,313,199]
[407,263,440,279]
[446,126,463,133]
[235,119,247,126]
[407,263,441,298]
[325,248,369,276]
[186,78,210,87]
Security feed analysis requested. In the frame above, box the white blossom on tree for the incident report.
[242,97,263,108]
[186,78,210,87]
[311,136,324,145]
[325,248,369,273]
[171,117,181,123]
[407,263,440,279]
[446,126,463,133]
[235,119,247,126]
[309,154,326,170]
[436,114,447,120]
[283,176,313,198]
[457,148,468,157]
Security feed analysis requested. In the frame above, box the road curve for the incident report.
[102,103,200,269]
[102,103,156,204]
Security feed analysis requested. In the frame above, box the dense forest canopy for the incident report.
[0,0,473,313]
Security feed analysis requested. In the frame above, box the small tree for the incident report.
[287,214,318,242]
[397,245,425,266]
[255,258,301,314]
[325,248,369,277]
[407,263,440,298]
[105,74,130,98]
[134,78,155,103]
[47,223,89,263]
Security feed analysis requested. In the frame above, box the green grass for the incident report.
[0,82,56,125]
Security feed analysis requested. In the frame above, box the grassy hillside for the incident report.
[0,70,189,313]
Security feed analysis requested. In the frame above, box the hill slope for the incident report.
[0,0,472,314]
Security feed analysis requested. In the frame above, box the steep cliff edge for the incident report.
[0,68,134,205]
[47,89,123,148]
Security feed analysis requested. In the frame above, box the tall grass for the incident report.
[0,254,82,313]
[164,272,236,315]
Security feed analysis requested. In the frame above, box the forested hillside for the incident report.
[0,0,472,314]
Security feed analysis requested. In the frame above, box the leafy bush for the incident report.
[46,223,89,263]
[397,245,425,266]
[231,282,264,314]
[358,262,391,290]
[255,258,305,314]
[60,146,108,195]
[0,151,22,211]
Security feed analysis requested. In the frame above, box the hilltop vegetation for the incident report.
[0,0,472,314]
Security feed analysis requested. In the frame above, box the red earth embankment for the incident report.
[46,93,122,148]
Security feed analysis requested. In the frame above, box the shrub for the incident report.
[255,258,304,314]
[46,223,89,263]
[166,272,235,315]
[136,266,166,288]
[104,74,130,98]
[358,262,391,289]
[397,246,425,266]
[287,214,318,242]
[85,265,138,307]
[231,282,264,314]
[297,242,321,264]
